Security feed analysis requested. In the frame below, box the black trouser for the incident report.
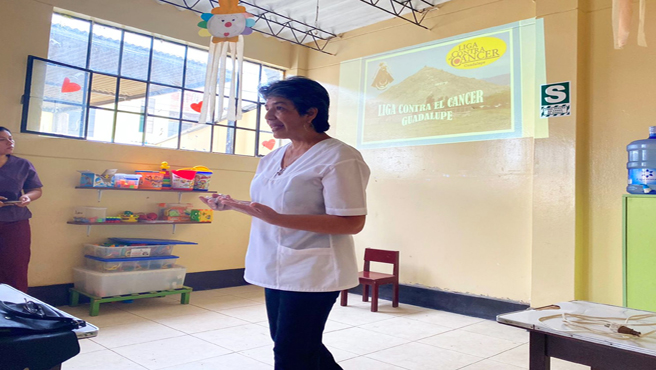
[265,288,343,370]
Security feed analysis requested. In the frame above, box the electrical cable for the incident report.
[538,313,656,340]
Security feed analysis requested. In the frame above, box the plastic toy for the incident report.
[190,209,213,222]
[161,162,172,188]
[119,211,139,223]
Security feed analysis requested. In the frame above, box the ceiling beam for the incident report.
[358,0,436,29]
[156,0,336,55]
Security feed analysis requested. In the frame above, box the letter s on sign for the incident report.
[545,85,567,104]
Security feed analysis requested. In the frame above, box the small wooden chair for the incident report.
[340,248,400,312]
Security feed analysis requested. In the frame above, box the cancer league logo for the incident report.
[446,36,506,70]
[371,62,394,90]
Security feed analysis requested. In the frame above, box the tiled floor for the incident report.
[59,285,590,370]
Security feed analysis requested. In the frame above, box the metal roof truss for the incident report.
[158,0,337,54]
[358,0,435,29]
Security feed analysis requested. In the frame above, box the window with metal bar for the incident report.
[21,12,284,156]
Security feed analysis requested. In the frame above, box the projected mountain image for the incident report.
[363,66,511,143]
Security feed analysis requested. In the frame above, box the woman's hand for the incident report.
[0,196,6,208]
[199,194,225,211]
[198,194,241,211]
[220,199,280,224]
[16,195,31,208]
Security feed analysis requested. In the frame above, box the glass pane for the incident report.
[48,14,90,68]
[258,131,280,156]
[151,39,185,87]
[241,61,260,101]
[26,100,85,138]
[238,102,258,129]
[144,117,179,149]
[90,74,116,109]
[234,128,256,156]
[180,122,212,152]
[89,24,121,75]
[212,125,229,154]
[36,62,88,106]
[147,84,182,119]
[259,66,284,101]
[114,112,144,145]
[258,105,269,131]
[185,47,208,92]
[25,60,87,137]
[87,108,115,142]
[117,79,147,113]
[182,91,205,122]
[121,32,151,80]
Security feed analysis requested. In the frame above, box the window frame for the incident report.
[21,12,285,157]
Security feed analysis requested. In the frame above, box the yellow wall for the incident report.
[1,0,640,307]
[306,0,587,305]
[579,0,656,306]
[0,0,296,286]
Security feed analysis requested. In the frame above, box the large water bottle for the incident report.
[627,126,656,194]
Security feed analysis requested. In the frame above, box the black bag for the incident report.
[0,300,85,336]
[0,300,85,370]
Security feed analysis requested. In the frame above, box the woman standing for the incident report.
[0,127,43,292]
[201,77,370,370]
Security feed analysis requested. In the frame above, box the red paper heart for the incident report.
[61,78,81,93]
[191,101,203,113]
[262,139,275,150]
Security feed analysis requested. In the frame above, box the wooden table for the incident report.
[497,301,656,370]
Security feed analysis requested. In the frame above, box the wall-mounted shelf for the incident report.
[67,221,212,236]
[75,187,217,202]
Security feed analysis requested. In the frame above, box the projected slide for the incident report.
[339,19,546,148]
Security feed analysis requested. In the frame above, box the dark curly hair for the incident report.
[258,76,330,133]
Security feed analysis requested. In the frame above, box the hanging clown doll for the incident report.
[197,0,255,123]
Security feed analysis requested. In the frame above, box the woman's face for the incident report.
[264,97,316,139]
[0,130,14,156]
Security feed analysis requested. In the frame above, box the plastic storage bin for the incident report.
[73,207,107,223]
[84,255,179,272]
[171,170,196,190]
[114,174,142,189]
[84,243,174,258]
[107,238,197,246]
[158,203,193,221]
[73,266,187,297]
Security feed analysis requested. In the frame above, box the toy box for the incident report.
[73,266,187,297]
[193,171,213,191]
[114,174,142,189]
[136,171,164,190]
[78,171,115,188]
[83,255,179,273]
[84,243,174,258]
[190,209,213,222]
[73,207,107,223]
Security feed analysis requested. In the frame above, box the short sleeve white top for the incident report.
[244,138,370,292]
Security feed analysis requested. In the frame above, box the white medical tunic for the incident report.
[244,138,370,292]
